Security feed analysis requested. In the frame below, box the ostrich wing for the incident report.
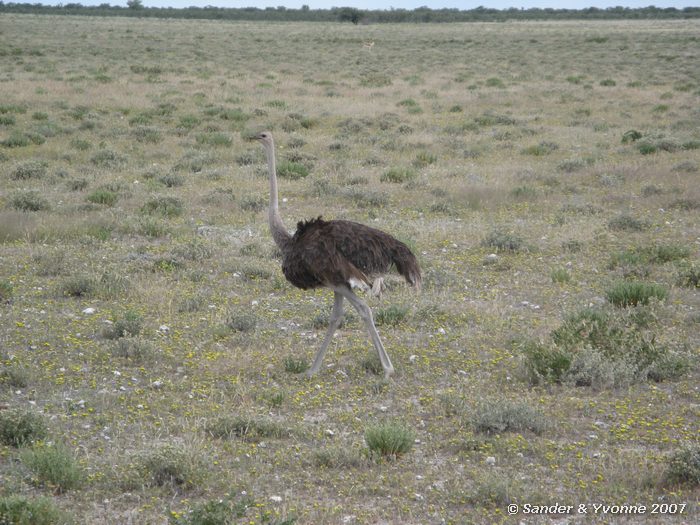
[291,220,372,289]
[287,218,420,290]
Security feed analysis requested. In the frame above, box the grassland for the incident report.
[1,14,699,524]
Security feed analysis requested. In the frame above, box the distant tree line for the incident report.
[0,2,698,23]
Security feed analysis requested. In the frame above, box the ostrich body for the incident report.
[256,131,421,378]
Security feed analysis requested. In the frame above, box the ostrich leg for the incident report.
[308,292,345,376]
[333,286,394,379]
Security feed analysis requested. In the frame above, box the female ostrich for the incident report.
[256,131,421,379]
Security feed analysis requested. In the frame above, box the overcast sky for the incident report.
[52,1,698,10]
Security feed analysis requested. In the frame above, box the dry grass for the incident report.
[0,14,699,524]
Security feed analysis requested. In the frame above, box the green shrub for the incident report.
[21,443,84,493]
[676,264,700,288]
[0,362,30,388]
[470,398,546,435]
[482,229,523,252]
[137,218,170,238]
[0,496,72,525]
[277,161,309,180]
[219,108,248,122]
[365,421,414,459]
[345,189,389,208]
[283,356,309,374]
[2,130,45,147]
[139,444,205,489]
[59,274,98,297]
[206,416,290,442]
[637,142,657,155]
[159,174,184,188]
[609,244,690,274]
[0,279,13,303]
[169,496,253,525]
[240,195,266,212]
[11,161,48,180]
[132,126,162,143]
[521,141,558,156]
[621,129,643,143]
[110,337,154,361]
[520,340,572,384]
[178,114,201,130]
[11,191,50,212]
[413,151,437,168]
[380,167,417,184]
[196,132,232,147]
[551,268,571,283]
[521,305,688,388]
[225,313,257,333]
[374,305,409,326]
[361,354,384,376]
[606,281,668,307]
[607,214,649,232]
[86,189,118,206]
[172,239,212,261]
[313,446,366,469]
[102,310,143,339]
[0,409,48,447]
[599,79,616,86]
[142,196,184,217]
[666,443,700,485]
[67,178,89,191]
[90,148,126,168]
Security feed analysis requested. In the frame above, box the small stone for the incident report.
[158,325,170,334]
[409,355,418,363]
[325,429,335,437]
[270,495,282,503]
[82,307,96,315]
[485,456,496,466]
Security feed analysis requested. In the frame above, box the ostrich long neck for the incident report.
[265,140,292,251]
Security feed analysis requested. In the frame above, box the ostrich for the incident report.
[255,131,421,379]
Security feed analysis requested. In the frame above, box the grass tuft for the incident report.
[470,398,546,435]
[0,496,72,525]
[665,443,700,486]
[380,167,417,183]
[374,304,409,326]
[365,421,414,459]
[606,281,668,307]
[521,305,687,388]
[21,443,84,493]
[0,409,48,447]
[102,310,143,339]
[138,444,206,490]
[277,161,309,179]
[283,356,309,374]
[10,160,48,180]
[11,191,50,212]
[607,214,649,232]
[142,196,184,217]
[482,229,523,252]
[206,416,290,442]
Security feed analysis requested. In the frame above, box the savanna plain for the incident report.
[0,14,699,525]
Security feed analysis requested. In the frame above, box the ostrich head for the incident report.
[255,131,274,149]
